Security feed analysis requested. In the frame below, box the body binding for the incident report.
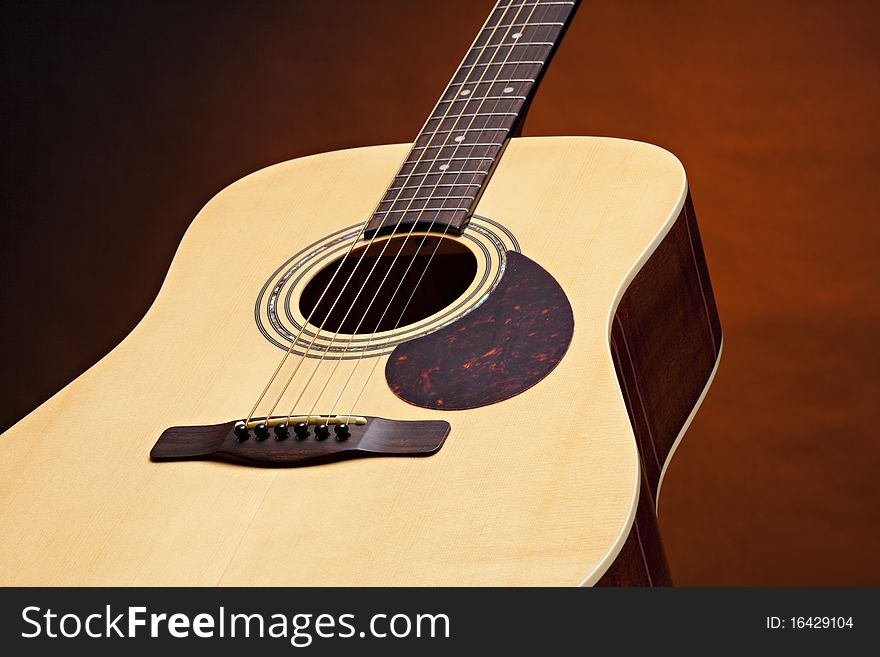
[0,137,719,586]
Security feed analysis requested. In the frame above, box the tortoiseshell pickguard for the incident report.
[385,252,574,410]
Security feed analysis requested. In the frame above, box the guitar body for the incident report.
[0,137,721,585]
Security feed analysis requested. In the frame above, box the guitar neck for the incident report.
[364,0,580,238]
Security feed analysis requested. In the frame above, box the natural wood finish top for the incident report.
[0,136,686,585]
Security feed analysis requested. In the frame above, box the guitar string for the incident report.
[244,0,516,427]
[339,1,551,423]
[281,0,527,426]
[303,0,539,426]
[241,144,413,426]
[322,0,548,425]
[244,0,510,427]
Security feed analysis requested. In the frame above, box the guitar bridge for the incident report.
[150,416,449,468]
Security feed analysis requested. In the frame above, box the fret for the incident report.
[496,1,575,7]
[442,88,526,99]
[364,0,579,238]
[389,173,487,191]
[431,114,520,130]
[438,95,527,103]
[477,30,562,50]
[411,141,505,151]
[365,208,471,235]
[428,111,519,122]
[489,3,575,25]
[382,194,474,202]
[426,116,515,133]
[448,78,534,87]
[492,5,573,25]
[374,206,471,216]
[459,60,545,70]
[437,91,529,111]
[397,159,493,176]
[389,176,487,192]
[436,100,526,118]
[405,156,495,164]
[395,169,487,177]
[421,127,509,137]
[386,183,482,192]
[471,41,555,51]
[480,21,564,30]
[380,194,472,204]
[378,197,475,213]
[428,111,519,120]
[414,136,503,146]
[412,146,503,161]
[451,67,543,90]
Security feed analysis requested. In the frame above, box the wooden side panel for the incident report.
[596,464,672,586]
[598,193,722,586]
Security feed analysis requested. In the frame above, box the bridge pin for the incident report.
[233,422,249,442]
[334,423,350,440]
[293,422,309,440]
[315,424,330,440]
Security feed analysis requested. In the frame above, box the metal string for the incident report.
[326,0,546,424]
[281,0,527,425]
[242,1,511,426]
[303,0,538,425]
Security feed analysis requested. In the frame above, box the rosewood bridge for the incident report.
[150,416,450,468]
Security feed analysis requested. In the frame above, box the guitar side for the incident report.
[0,136,719,585]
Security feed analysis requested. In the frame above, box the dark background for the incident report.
[1,0,877,585]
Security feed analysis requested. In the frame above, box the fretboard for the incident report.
[364,0,580,238]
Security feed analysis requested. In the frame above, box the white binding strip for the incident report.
[579,144,690,587]
[655,339,723,507]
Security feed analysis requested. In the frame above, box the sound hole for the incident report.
[299,236,478,334]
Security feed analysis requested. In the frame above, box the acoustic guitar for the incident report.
[0,0,721,586]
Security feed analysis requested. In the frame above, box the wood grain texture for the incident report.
[0,137,696,585]
[611,193,722,500]
[598,194,721,586]
[596,464,671,587]
[386,251,574,410]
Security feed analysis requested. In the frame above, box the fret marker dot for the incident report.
[512,32,522,39]
[454,135,465,142]
[439,164,450,171]
[460,89,471,96]
[503,86,514,93]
